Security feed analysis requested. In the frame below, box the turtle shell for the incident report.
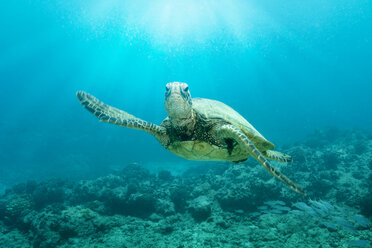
[191,98,274,151]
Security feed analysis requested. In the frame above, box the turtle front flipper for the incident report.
[263,150,293,163]
[216,124,305,195]
[76,91,167,138]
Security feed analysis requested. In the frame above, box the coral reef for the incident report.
[0,128,371,247]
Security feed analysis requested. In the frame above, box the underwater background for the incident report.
[0,0,371,247]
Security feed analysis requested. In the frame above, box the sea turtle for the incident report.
[77,82,305,194]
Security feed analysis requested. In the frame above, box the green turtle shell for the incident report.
[191,98,274,152]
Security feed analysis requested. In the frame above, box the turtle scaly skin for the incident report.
[77,82,305,195]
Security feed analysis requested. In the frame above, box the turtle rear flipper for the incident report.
[76,91,166,137]
[216,124,305,195]
[263,150,292,163]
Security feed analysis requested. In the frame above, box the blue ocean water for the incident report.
[0,0,371,183]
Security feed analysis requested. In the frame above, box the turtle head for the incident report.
[165,82,194,127]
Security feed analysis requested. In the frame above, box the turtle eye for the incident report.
[184,86,189,92]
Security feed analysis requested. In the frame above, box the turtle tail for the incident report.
[263,150,293,163]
